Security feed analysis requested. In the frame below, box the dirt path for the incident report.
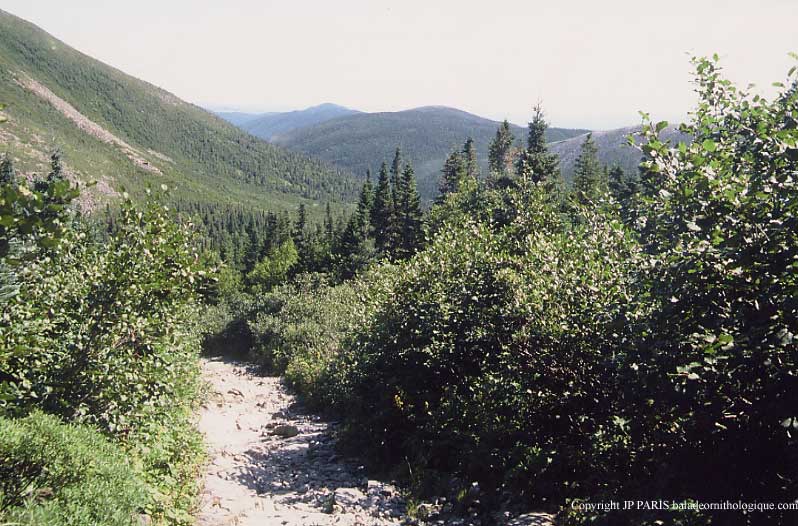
[196,357,408,526]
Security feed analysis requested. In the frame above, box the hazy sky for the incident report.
[1,0,796,129]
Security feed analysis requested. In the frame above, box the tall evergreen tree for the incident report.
[608,165,639,220]
[462,137,480,180]
[572,133,607,203]
[293,203,308,268]
[294,203,307,242]
[390,147,403,208]
[324,202,334,246]
[516,105,561,186]
[488,120,515,176]
[358,170,375,233]
[437,150,466,201]
[335,177,376,279]
[371,162,395,254]
[396,163,424,258]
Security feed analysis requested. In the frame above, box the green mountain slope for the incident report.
[0,9,359,213]
[271,106,588,199]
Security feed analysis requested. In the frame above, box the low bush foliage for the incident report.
[0,182,212,525]
[248,273,369,406]
[0,412,148,526]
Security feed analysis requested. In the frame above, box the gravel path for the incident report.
[196,357,408,526]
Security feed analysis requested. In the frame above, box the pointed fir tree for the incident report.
[293,203,308,269]
[371,162,396,255]
[572,133,606,203]
[488,120,515,176]
[294,203,307,242]
[335,177,376,279]
[47,150,65,182]
[396,163,424,258]
[324,202,335,247]
[608,165,639,220]
[390,147,403,208]
[462,137,480,180]
[516,105,561,186]
[358,170,375,235]
[437,150,466,201]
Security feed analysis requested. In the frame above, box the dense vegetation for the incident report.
[0,129,214,524]
[230,58,798,525]
[270,105,588,199]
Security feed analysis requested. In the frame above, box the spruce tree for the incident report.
[324,202,334,246]
[488,120,515,176]
[572,133,606,203]
[294,203,307,242]
[335,177,376,279]
[396,163,424,258]
[390,147,403,208]
[293,203,308,269]
[371,162,395,254]
[462,137,480,180]
[608,165,639,220]
[437,150,465,201]
[358,170,375,234]
[47,150,64,182]
[516,105,561,185]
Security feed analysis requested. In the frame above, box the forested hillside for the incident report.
[270,106,588,199]
[0,9,359,211]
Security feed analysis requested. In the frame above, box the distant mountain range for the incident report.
[217,104,361,141]
[214,111,278,127]
[219,105,589,199]
[0,9,359,214]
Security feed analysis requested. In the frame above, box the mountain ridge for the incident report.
[219,103,362,142]
[0,8,359,214]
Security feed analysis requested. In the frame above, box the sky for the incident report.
[1,0,796,129]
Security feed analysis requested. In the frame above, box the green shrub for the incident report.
[0,192,208,435]
[0,412,148,526]
[0,190,211,525]
[248,273,368,406]
[587,56,798,525]
[336,183,639,501]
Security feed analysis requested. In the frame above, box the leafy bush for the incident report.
[248,273,368,405]
[0,192,208,435]
[336,183,639,502]
[586,56,798,525]
[246,238,299,294]
[0,412,148,526]
[0,187,211,525]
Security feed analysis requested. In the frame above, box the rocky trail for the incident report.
[196,357,553,526]
[197,357,408,526]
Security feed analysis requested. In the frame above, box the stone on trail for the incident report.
[269,424,300,438]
